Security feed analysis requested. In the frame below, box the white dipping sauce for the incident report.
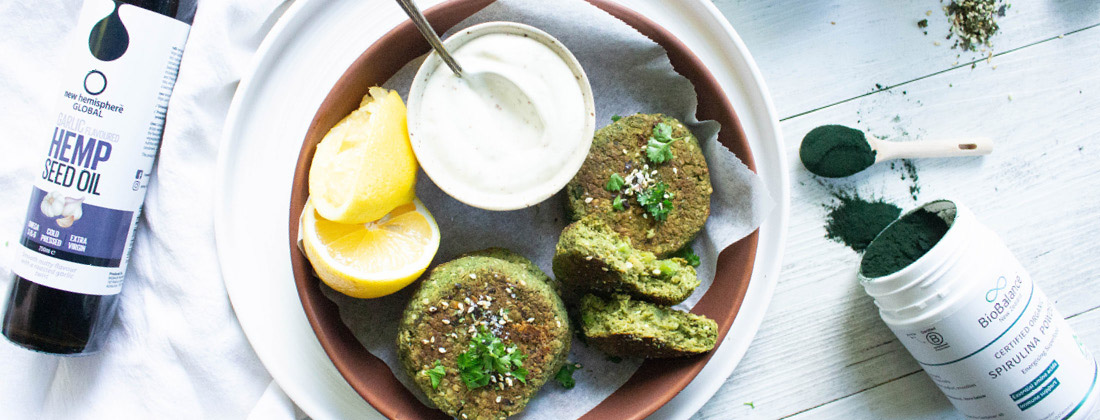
[409,26,593,210]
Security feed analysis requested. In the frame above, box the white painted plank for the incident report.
[694,24,1100,420]
[710,0,1100,119]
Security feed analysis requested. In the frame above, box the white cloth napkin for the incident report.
[0,0,302,418]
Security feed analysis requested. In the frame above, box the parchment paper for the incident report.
[318,0,774,417]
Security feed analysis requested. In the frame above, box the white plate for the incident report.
[213,0,789,419]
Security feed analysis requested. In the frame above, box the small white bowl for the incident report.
[406,22,596,211]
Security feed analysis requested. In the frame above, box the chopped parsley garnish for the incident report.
[612,195,626,211]
[606,173,625,191]
[744,401,756,409]
[457,327,528,389]
[427,360,446,389]
[653,122,675,142]
[672,245,701,267]
[646,139,674,163]
[636,182,673,221]
[554,363,579,389]
[611,115,622,122]
[646,122,678,164]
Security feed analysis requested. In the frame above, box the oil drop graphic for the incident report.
[88,2,129,61]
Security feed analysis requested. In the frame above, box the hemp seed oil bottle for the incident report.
[2,0,191,355]
[859,200,1099,419]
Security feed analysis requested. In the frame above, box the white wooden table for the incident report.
[1,1,1097,419]
[694,1,1100,418]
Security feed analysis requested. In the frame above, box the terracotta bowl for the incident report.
[288,1,760,418]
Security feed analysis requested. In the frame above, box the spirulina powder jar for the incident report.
[859,200,1099,419]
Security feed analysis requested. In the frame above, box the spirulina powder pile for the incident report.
[860,209,950,278]
[824,192,901,252]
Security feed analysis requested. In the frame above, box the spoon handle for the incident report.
[395,0,463,76]
[874,137,994,162]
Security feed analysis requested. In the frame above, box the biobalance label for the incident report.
[14,0,189,295]
[892,267,1097,419]
[861,200,1098,420]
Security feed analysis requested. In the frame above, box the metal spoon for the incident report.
[394,0,463,76]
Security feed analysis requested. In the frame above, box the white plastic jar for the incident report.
[859,199,1098,420]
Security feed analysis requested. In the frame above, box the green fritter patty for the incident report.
[566,113,712,258]
[397,251,571,420]
[553,217,699,306]
[580,294,717,358]
[465,247,560,295]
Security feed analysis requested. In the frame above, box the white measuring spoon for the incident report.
[800,124,994,178]
[870,137,994,162]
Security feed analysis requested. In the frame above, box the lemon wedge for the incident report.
[301,198,440,298]
[309,87,418,224]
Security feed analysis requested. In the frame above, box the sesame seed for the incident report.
[467,306,475,313]
[442,319,451,325]
[441,301,449,308]
[673,167,678,174]
[496,396,502,403]
[429,306,437,312]
[527,317,535,322]
[584,197,593,204]
[601,267,609,271]
[458,303,464,311]
[439,347,447,353]
[462,414,468,419]
[574,363,582,368]
[506,378,514,387]
[430,336,435,343]
[421,339,429,344]
[469,273,477,279]
[585,255,593,261]
[519,280,526,286]
[624,262,633,269]
[422,298,429,305]
[653,269,662,276]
